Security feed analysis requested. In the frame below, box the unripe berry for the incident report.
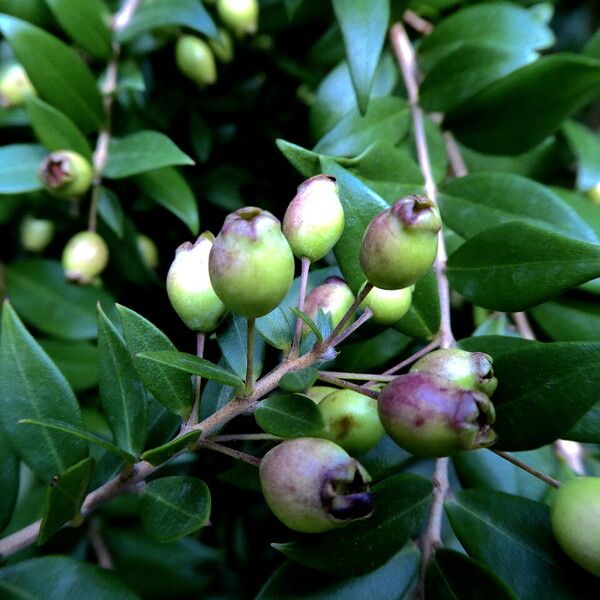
[217,0,259,36]
[359,282,413,325]
[377,372,497,457]
[410,349,497,396]
[304,385,337,404]
[0,63,36,108]
[209,207,294,318]
[137,234,159,270]
[259,437,373,533]
[319,389,384,455]
[167,233,228,332]
[551,477,600,577]
[62,231,109,284]
[360,195,441,289]
[304,276,355,332]
[20,216,54,253]
[175,35,217,86]
[282,175,345,262]
[209,28,234,63]
[587,182,600,206]
[38,151,93,199]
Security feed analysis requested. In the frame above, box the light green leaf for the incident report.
[141,430,201,466]
[255,394,325,438]
[562,120,600,192]
[0,144,46,193]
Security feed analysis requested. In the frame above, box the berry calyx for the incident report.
[0,63,36,108]
[209,207,295,318]
[217,0,259,36]
[304,276,355,332]
[175,35,217,86]
[20,216,54,253]
[259,437,374,533]
[62,231,109,284]
[359,282,413,325]
[38,151,93,199]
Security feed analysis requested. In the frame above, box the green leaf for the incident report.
[0,302,87,481]
[217,314,265,380]
[257,546,419,600]
[418,3,553,71]
[0,15,103,132]
[0,556,139,599]
[322,158,388,292]
[562,120,600,192]
[141,476,211,542]
[439,172,598,243]
[98,305,147,457]
[38,456,94,544]
[141,430,201,466]
[97,187,125,238]
[26,96,93,159]
[135,167,199,235]
[104,132,194,179]
[332,0,390,114]
[0,427,19,532]
[45,0,111,59]
[137,350,244,389]
[278,366,318,393]
[0,144,46,193]
[394,269,440,339]
[5,259,117,340]
[255,394,325,438]
[275,473,432,576]
[531,298,600,342]
[447,55,600,155]
[117,0,217,43]
[118,305,192,418]
[426,549,517,600]
[289,307,323,342]
[445,490,594,600]
[314,97,409,158]
[276,139,322,178]
[447,222,600,311]
[19,418,136,461]
[39,338,97,391]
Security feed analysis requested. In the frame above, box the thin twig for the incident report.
[316,373,379,399]
[209,433,282,442]
[199,440,261,467]
[320,371,398,382]
[89,519,114,570]
[188,332,205,426]
[330,307,373,346]
[493,451,561,489]
[245,318,256,396]
[290,256,311,358]
[443,132,468,178]
[403,9,434,35]
[511,312,536,341]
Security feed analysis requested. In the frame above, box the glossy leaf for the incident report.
[97,305,147,457]
[97,187,125,238]
[0,302,87,481]
[118,305,192,418]
[39,338,97,392]
[447,222,600,311]
[394,269,440,340]
[332,0,390,113]
[141,430,201,466]
[275,473,432,576]
[255,394,325,438]
[276,139,322,178]
[218,314,265,380]
[38,456,94,544]
[562,120,600,191]
[141,476,211,542]
[531,298,600,342]
[104,132,194,179]
[137,350,244,389]
[0,426,19,532]
[0,15,103,131]
[26,96,92,159]
[135,167,199,235]
[278,366,319,393]
[0,144,46,193]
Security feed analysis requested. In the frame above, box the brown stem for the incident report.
[443,132,468,178]
[319,371,397,382]
[209,433,282,442]
[493,450,561,489]
[330,307,373,346]
[245,318,256,396]
[403,9,433,35]
[89,519,114,570]
[317,373,379,399]
[199,440,261,467]
[290,256,311,358]
[511,312,536,341]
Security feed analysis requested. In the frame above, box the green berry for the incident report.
[38,151,93,199]
[176,35,217,86]
[587,182,600,206]
[259,437,373,533]
[137,234,159,270]
[319,389,384,454]
[62,231,109,284]
[304,276,355,332]
[282,175,345,262]
[209,207,295,318]
[551,477,600,578]
[0,63,36,108]
[209,28,234,63]
[304,385,337,404]
[217,0,258,36]
[20,216,54,253]
[167,233,228,332]
[377,372,497,457]
[359,282,412,325]
[360,195,441,289]
[410,349,497,396]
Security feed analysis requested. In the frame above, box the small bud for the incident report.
[62,231,109,284]
[282,175,345,262]
[167,233,228,332]
[410,349,498,396]
[209,207,295,318]
[209,28,234,63]
[217,0,259,36]
[319,389,384,455]
[377,372,497,457]
[260,437,374,533]
[304,276,354,332]
[359,282,412,325]
[136,234,159,270]
[0,63,36,108]
[38,151,93,199]
[175,35,217,86]
[20,216,54,253]
[360,195,441,289]
[304,385,337,404]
